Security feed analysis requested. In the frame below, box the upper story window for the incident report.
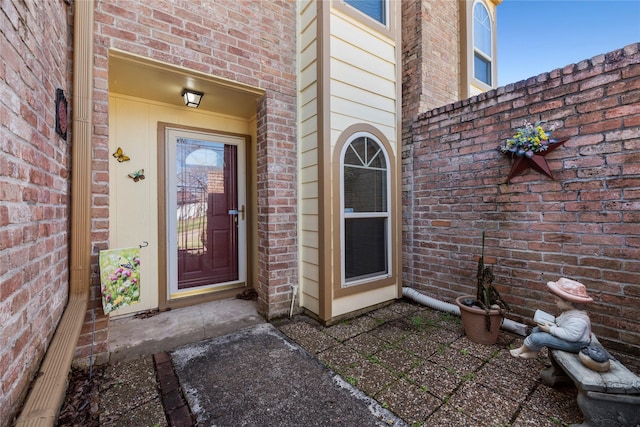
[473,2,492,85]
[345,0,386,25]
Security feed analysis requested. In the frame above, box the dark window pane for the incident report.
[345,0,385,24]
[474,53,491,85]
[344,166,387,212]
[344,138,366,166]
[345,218,387,280]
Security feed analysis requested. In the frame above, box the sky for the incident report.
[497,0,640,86]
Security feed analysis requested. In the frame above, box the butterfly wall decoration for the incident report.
[113,147,130,162]
[128,169,145,182]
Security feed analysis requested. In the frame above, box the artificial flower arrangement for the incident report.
[497,120,556,158]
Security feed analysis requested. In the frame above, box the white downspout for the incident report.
[16,2,94,425]
[402,287,528,336]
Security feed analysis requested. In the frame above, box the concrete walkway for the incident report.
[99,299,600,426]
[108,298,263,364]
[171,323,404,426]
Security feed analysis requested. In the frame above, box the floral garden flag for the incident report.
[99,247,141,314]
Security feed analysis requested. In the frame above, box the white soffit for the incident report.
[108,49,264,119]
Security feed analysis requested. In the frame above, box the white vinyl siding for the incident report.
[329,6,400,315]
[329,12,397,153]
[298,0,320,313]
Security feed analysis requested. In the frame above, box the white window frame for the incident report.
[472,1,493,87]
[343,0,388,26]
[339,132,392,287]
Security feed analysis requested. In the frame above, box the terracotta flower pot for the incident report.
[456,295,503,345]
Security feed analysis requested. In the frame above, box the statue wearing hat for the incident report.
[510,278,594,359]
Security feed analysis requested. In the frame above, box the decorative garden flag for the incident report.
[99,247,141,314]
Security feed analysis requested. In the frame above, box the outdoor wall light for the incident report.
[181,89,204,108]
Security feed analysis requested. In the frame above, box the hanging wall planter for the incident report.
[497,120,568,183]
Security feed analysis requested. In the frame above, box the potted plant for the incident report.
[456,231,510,345]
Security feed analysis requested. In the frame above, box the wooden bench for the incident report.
[540,336,640,427]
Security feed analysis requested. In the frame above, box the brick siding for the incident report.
[77,0,298,361]
[0,0,73,423]
[403,43,640,358]
[3,2,638,424]
[401,1,462,294]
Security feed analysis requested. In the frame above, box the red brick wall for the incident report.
[404,44,640,358]
[401,0,462,300]
[402,0,460,120]
[0,0,73,423]
[85,0,298,345]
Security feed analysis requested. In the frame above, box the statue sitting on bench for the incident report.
[510,278,593,359]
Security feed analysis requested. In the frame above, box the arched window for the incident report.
[473,2,492,85]
[341,133,390,285]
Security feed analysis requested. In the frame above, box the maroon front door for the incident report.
[176,138,239,289]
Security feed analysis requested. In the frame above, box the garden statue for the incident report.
[510,278,593,359]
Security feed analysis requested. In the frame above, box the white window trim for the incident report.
[470,0,495,91]
[342,0,389,27]
[339,132,392,288]
[332,0,395,37]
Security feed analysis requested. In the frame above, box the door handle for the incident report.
[228,205,245,220]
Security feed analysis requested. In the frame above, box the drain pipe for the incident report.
[289,285,299,318]
[402,287,527,336]
[16,2,94,426]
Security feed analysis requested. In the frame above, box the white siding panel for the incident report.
[301,245,319,265]
[330,37,395,79]
[300,164,318,183]
[330,13,395,59]
[301,275,319,298]
[300,82,318,108]
[331,96,396,129]
[301,181,318,198]
[302,264,319,285]
[333,285,398,318]
[330,117,396,149]
[300,148,317,168]
[301,198,318,215]
[300,96,318,124]
[299,0,316,33]
[331,80,395,112]
[300,61,318,92]
[330,60,395,98]
[300,36,317,70]
[300,117,317,139]
[299,0,320,315]
[300,133,317,153]
[301,288,319,313]
[301,230,319,248]
[301,213,318,232]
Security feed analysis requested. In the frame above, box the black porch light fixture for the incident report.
[181,88,204,108]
